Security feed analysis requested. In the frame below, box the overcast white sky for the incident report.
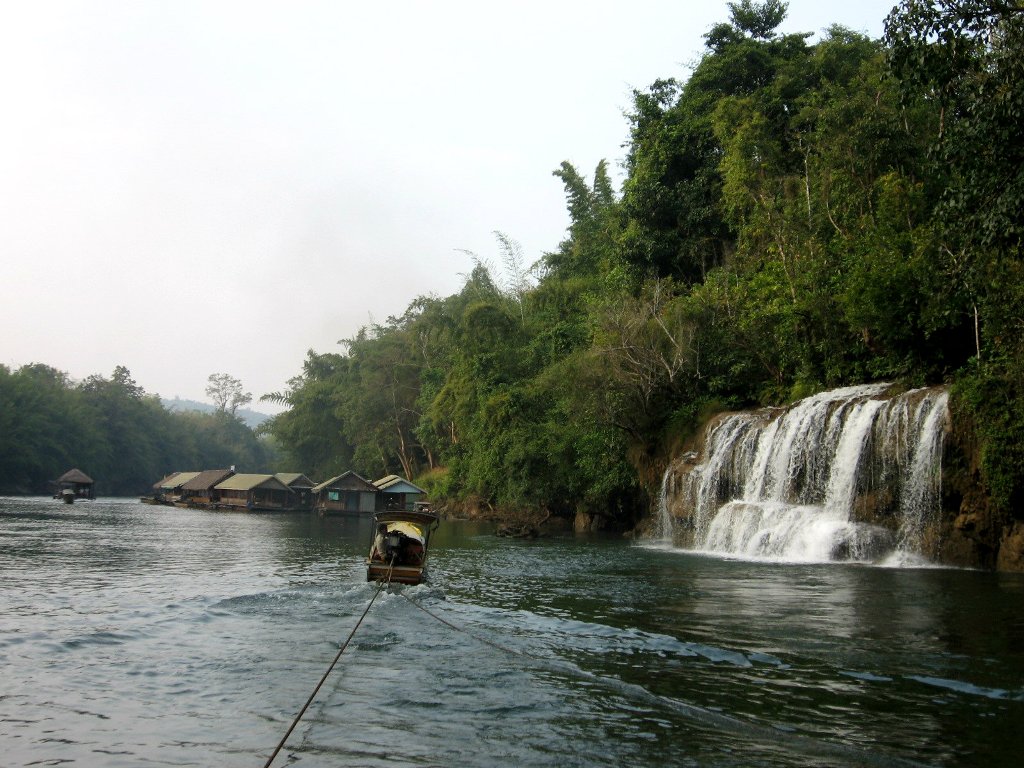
[1,1,899,411]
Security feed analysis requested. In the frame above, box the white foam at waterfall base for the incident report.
[696,501,895,564]
[875,550,948,569]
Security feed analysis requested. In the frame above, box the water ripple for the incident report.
[3,499,1023,768]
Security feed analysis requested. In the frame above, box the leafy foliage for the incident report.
[11,2,1021,524]
[0,365,278,496]
[258,1,1019,526]
[205,373,252,415]
[883,0,1024,517]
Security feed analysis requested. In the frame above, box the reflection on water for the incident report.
[1,497,1023,767]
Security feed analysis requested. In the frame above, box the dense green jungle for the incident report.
[3,2,1022,558]
[0,366,277,496]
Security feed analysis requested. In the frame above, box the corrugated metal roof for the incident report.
[214,473,290,492]
[275,473,315,488]
[374,474,400,489]
[181,469,234,491]
[373,475,425,495]
[311,470,377,494]
[153,472,181,490]
[161,471,200,489]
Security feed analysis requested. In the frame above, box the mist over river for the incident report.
[2,497,1023,767]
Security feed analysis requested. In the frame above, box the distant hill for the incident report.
[162,397,274,430]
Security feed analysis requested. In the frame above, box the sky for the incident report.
[1,0,901,412]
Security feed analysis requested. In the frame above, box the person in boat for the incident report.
[372,523,389,561]
[372,521,426,566]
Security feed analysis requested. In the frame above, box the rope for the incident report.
[401,592,530,660]
[399,592,931,768]
[262,559,394,768]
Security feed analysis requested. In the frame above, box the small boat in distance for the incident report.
[52,468,95,503]
[366,505,439,585]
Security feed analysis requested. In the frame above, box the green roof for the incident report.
[374,475,425,495]
[214,474,290,492]
[311,470,377,494]
[153,472,181,490]
[160,471,200,489]
[275,473,315,488]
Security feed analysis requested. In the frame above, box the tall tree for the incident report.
[886,0,1024,364]
[260,354,354,480]
[887,0,1024,515]
[620,1,809,283]
[206,373,252,416]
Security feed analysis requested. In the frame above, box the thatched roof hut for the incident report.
[57,468,93,485]
[54,468,95,500]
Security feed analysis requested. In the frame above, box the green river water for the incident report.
[1,497,1023,767]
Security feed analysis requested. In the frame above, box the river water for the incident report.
[2,497,1023,767]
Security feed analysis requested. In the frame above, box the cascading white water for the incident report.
[660,384,950,563]
[655,467,675,542]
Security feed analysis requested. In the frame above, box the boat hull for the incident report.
[366,561,426,585]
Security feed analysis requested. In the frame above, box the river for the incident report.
[2,496,1023,767]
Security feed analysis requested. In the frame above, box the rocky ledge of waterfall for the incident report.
[942,408,1024,571]
[654,384,1024,572]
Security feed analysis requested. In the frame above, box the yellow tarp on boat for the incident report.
[387,521,424,540]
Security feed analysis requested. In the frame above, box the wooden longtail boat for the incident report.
[366,507,439,585]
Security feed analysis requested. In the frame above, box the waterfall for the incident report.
[654,468,674,542]
[659,384,950,564]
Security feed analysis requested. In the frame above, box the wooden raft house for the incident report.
[312,471,378,515]
[373,474,427,512]
[53,468,95,503]
[275,473,317,511]
[179,469,235,507]
[141,469,432,517]
[141,472,180,504]
[148,471,200,505]
[214,473,292,511]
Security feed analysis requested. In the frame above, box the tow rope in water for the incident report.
[399,592,933,768]
[263,576,931,768]
[400,592,532,660]
[261,560,394,768]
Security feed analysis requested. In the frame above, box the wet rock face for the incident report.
[942,414,1019,570]
[829,525,895,562]
[996,523,1024,572]
[496,523,539,539]
[943,469,1024,572]
[573,511,608,533]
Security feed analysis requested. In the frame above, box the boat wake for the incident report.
[406,594,933,768]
